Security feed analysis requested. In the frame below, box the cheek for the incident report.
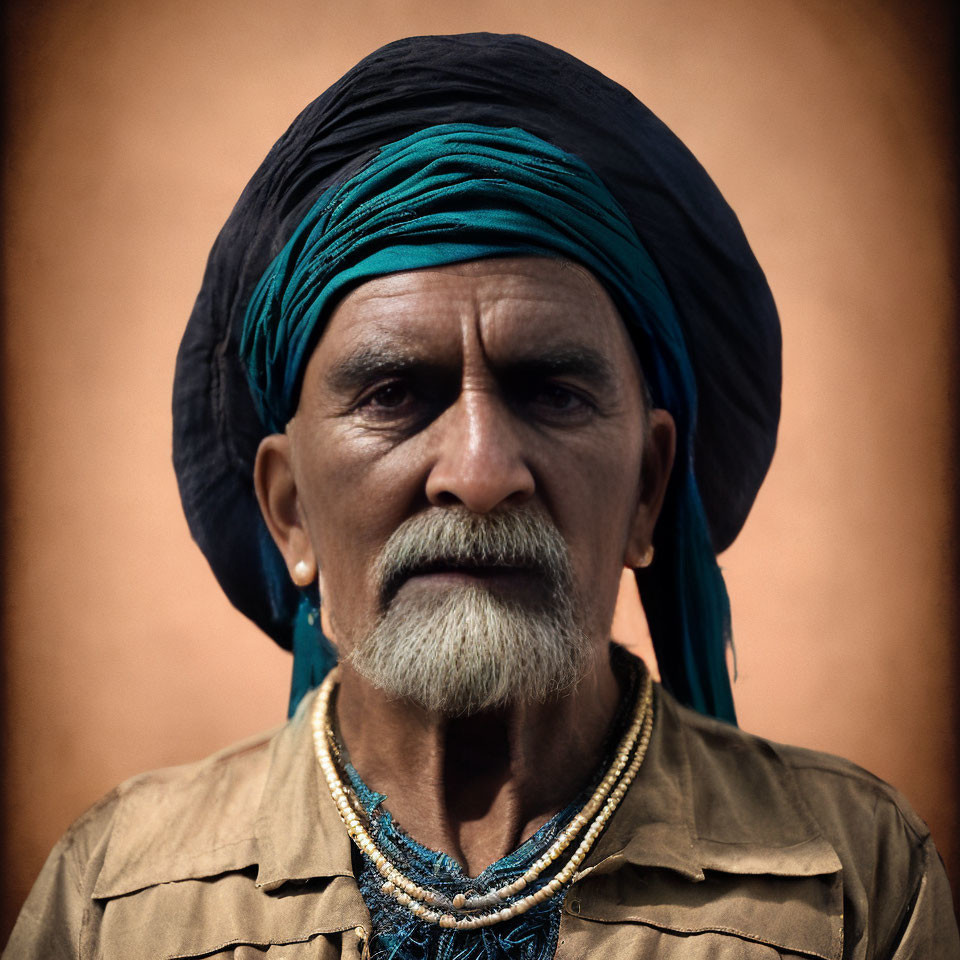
[540,419,643,526]
[299,426,407,539]
[539,430,644,613]
[566,473,640,569]
[294,428,428,628]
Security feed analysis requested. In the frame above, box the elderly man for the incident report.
[5,33,958,960]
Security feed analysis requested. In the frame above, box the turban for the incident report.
[240,124,686,434]
[173,34,781,723]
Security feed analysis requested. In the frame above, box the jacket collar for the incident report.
[95,678,843,892]
[579,684,842,881]
[251,679,749,889]
[253,690,356,890]
[93,674,843,960]
[568,684,844,960]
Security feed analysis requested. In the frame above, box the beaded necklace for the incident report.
[312,657,654,934]
[344,763,570,959]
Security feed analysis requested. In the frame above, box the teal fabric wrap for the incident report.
[240,123,736,723]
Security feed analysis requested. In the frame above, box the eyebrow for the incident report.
[504,346,615,385]
[325,345,430,393]
[325,342,617,393]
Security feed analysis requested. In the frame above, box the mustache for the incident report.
[374,507,572,608]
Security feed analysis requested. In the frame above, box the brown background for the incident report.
[2,0,957,939]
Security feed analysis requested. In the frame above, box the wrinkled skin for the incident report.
[255,257,675,873]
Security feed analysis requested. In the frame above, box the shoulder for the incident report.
[770,736,932,856]
[3,726,281,960]
[6,698,368,960]
[658,689,954,953]
[666,690,931,849]
[86,725,280,896]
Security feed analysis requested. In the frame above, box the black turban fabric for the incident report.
[173,33,781,664]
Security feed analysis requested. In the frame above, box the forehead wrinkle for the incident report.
[478,286,630,376]
[316,259,639,393]
[330,284,473,348]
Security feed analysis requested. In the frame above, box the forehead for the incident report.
[309,256,640,374]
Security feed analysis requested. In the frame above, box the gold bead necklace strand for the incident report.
[312,668,654,930]
[323,663,650,914]
[328,673,652,917]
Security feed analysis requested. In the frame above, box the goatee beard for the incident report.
[348,507,590,716]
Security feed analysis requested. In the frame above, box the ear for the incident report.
[624,408,676,568]
[253,432,317,587]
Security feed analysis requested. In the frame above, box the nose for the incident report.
[425,388,535,512]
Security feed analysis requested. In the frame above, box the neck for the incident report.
[333,643,623,877]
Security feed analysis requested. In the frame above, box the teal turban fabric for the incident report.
[240,123,736,724]
[243,124,680,436]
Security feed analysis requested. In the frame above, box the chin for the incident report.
[348,582,590,716]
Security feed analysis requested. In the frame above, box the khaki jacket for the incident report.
[5,686,958,959]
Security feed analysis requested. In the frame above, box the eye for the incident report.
[534,383,587,411]
[520,380,596,424]
[363,381,411,409]
[352,379,437,430]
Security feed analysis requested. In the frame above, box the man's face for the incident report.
[256,256,673,711]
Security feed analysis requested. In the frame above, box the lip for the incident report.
[388,564,543,603]
[408,566,530,583]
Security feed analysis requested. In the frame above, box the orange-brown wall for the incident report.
[3,0,956,938]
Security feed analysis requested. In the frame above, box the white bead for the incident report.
[309,668,655,932]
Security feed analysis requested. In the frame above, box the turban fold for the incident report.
[240,124,685,435]
[174,34,781,723]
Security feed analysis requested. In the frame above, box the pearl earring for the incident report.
[636,545,654,569]
[293,559,313,585]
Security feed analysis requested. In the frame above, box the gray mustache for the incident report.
[374,507,571,608]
